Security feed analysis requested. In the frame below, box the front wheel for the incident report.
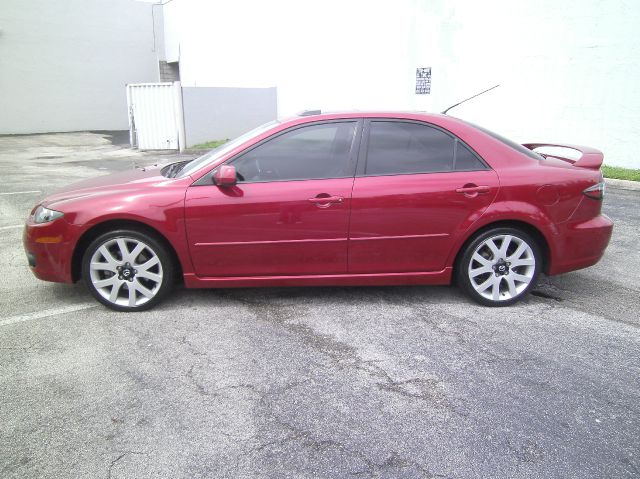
[82,229,174,311]
[457,227,541,306]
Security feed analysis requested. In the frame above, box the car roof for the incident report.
[279,111,449,124]
[276,111,483,136]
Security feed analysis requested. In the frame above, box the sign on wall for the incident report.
[415,67,431,94]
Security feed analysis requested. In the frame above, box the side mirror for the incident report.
[213,165,237,187]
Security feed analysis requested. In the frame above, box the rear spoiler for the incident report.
[522,143,604,169]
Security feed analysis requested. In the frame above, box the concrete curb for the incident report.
[605,178,640,191]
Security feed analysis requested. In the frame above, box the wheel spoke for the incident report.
[129,243,145,263]
[476,276,494,293]
[491,276,502,300]
[137,270,162,283]
[134,281,154,298]
[485,239,500,258]
[94,276,118,289]
[98,245,119,266]
[498,235,513,257]
[109,282,122,302]
[508,241,528,261]
[138,256,159,271]
[511,257,535,267]
[470,265,493,278]
[505,276,517,297]
[91,261,116,273]
[511,272,531,283]
[116,239,130,262]
[127,283,136,306]
[472,253,491,266]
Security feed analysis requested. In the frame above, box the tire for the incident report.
[81,229,174,311]
[456,227,541,306]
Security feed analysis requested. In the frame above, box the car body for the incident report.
[24,111,613,310]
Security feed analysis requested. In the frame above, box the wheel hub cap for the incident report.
[117,263,137,281]
[493,259,510,276]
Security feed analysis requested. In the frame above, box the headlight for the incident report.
[33,206,64,224]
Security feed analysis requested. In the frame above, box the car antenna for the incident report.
[441,84,500,115]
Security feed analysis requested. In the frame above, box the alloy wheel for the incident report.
[467,234,536,302]
[89,237,163,308]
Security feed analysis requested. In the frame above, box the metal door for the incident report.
[126,82,183,150]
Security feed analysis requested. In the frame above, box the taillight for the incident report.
[583,181,606,200]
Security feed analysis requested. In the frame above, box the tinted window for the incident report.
[232,122,356,182]
[455,141,486,170]
[365,121,455,175]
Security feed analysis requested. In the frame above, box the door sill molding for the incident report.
[183,268,452,288]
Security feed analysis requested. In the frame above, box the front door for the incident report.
[348,120,499,273]
[185,120,360,277]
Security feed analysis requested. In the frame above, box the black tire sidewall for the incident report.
[457,227,541,307]
[81,229,174,312]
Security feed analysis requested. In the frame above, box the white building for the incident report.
[160,0,640,168]
[0,0,162,133]
[2,0,638,167]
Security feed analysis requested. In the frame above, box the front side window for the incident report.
[232,122,357,182]
[364,121,486,176]
[177,120,279,178]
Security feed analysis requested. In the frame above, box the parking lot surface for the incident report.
[1,132,639,478]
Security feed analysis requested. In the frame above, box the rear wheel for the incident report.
[82,229,174,311]
[457,227,541,306]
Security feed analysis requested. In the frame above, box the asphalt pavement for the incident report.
[1,132,638,478]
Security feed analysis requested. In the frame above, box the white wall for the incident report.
[163,0,639,167]
[182,86,277,146]
[0,0,160,133]
[425,0,640,169]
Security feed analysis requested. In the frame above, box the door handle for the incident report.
[456,185,490,196]
[308,195,344,207]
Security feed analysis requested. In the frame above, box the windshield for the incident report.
[468,122,544,161]
[175,120,280,178]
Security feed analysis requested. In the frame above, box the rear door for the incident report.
[184,120,361,277]
[348,119,499,273]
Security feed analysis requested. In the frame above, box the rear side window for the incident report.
[365,121,454,175]
[364,121,487,176]
[232,122,357,182]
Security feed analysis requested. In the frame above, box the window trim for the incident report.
[356,118,490,178]
[194,119,363,186]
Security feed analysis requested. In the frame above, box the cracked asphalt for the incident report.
[1,132,639,478]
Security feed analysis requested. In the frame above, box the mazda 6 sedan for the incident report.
[24,112,613,311]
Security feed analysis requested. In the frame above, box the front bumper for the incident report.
[23,218,76,283]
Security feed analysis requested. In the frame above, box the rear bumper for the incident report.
[548,214,613,275]
[23,219,75,283]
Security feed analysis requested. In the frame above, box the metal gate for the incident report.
[126,82,185,150]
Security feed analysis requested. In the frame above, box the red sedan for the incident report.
[24,112,613,311]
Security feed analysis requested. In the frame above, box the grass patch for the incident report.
[602,165,640,182]
[190,139,229,150]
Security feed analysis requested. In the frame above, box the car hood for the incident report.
[41,167,178,208]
